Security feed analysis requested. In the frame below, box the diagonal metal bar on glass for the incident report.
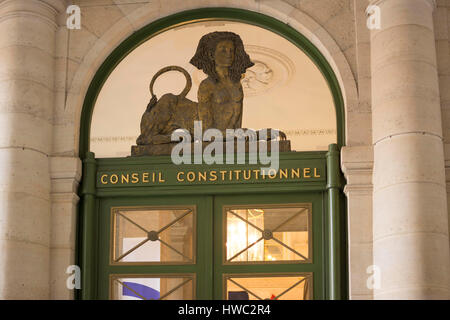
[158,238,192,261]
[303,278,309,299]
[115,238,150,262]
[229,208,308,261]
[272,208,308,233]
[158,279,192,300]
[114,209,192,262]
[229,210,265,233]
[157,209,192,234]
[116,211,149,234]
[227,236,264,262]
[228,278,263,300]
[116,279,148,300]
[274,277,307,300]
[271,236,308,260]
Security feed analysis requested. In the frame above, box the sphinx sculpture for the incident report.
[131,31,289,156]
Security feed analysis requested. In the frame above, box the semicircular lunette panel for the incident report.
[90,20,337,158]
[242,45,296,97]
[191,45,295,98]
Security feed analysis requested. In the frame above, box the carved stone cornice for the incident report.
[50,156,82,195]
[341,146,374,196]
[368,0,436,10]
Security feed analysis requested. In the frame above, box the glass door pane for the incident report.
[112,206,195,264]
[225,204,312,263]
[111,274,195,300]
[225,274,312,300]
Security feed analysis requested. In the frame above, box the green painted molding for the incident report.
[326,144,347,299]
[78,7,346,159]
[326,144,342,190]
[80,151,96,196]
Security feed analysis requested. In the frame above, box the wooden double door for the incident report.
[96,192,324,300]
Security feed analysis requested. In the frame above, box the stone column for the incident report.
[371,0,450,299]
[0,0,64,299]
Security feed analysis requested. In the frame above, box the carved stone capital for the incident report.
[0,0,67,28]
[40,0,68,13]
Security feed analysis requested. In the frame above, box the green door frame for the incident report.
[77,7,347,300]
[79,148,346,300]
[97,195,214,300]
[95,191,323,300]
[213,192,325,300]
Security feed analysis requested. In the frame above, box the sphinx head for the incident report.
[190,31,254,83]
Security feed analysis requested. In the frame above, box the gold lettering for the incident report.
[291,168,300,179]
[158,172,165,183]
[314,168,321,178]
[268,169,277,179]
[187,171,195,182]
[209,171,217,182]
[177,171,185,182]
[152,172,156,182]
[121,174,129,184]
[229,170,233,180]
[253,169,260,180]
[234,170,241,180]
[280,169,288,179]
[110,174,118,184]
[142,172,149,183]
[131,173,139,184]
[243,170,251,180]
[101,174,108,185]
[220,171,227,181]
[303,168,311,178]
[198,171,207,182]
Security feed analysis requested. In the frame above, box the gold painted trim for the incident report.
[110,205,197,266]
[109,273,196,300]
[222,203,313,265]
[223,272,313,300]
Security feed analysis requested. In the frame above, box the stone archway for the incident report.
[65,1,358,157]
[60,1,359,300]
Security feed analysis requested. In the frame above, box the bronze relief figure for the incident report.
[135,65,197,147]
[190,31,254,134]
[131,31,288,156]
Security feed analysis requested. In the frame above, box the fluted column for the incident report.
[0,0,64,299]
[371,0,450,299]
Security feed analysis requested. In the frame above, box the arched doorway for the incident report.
[78,8,346,300]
